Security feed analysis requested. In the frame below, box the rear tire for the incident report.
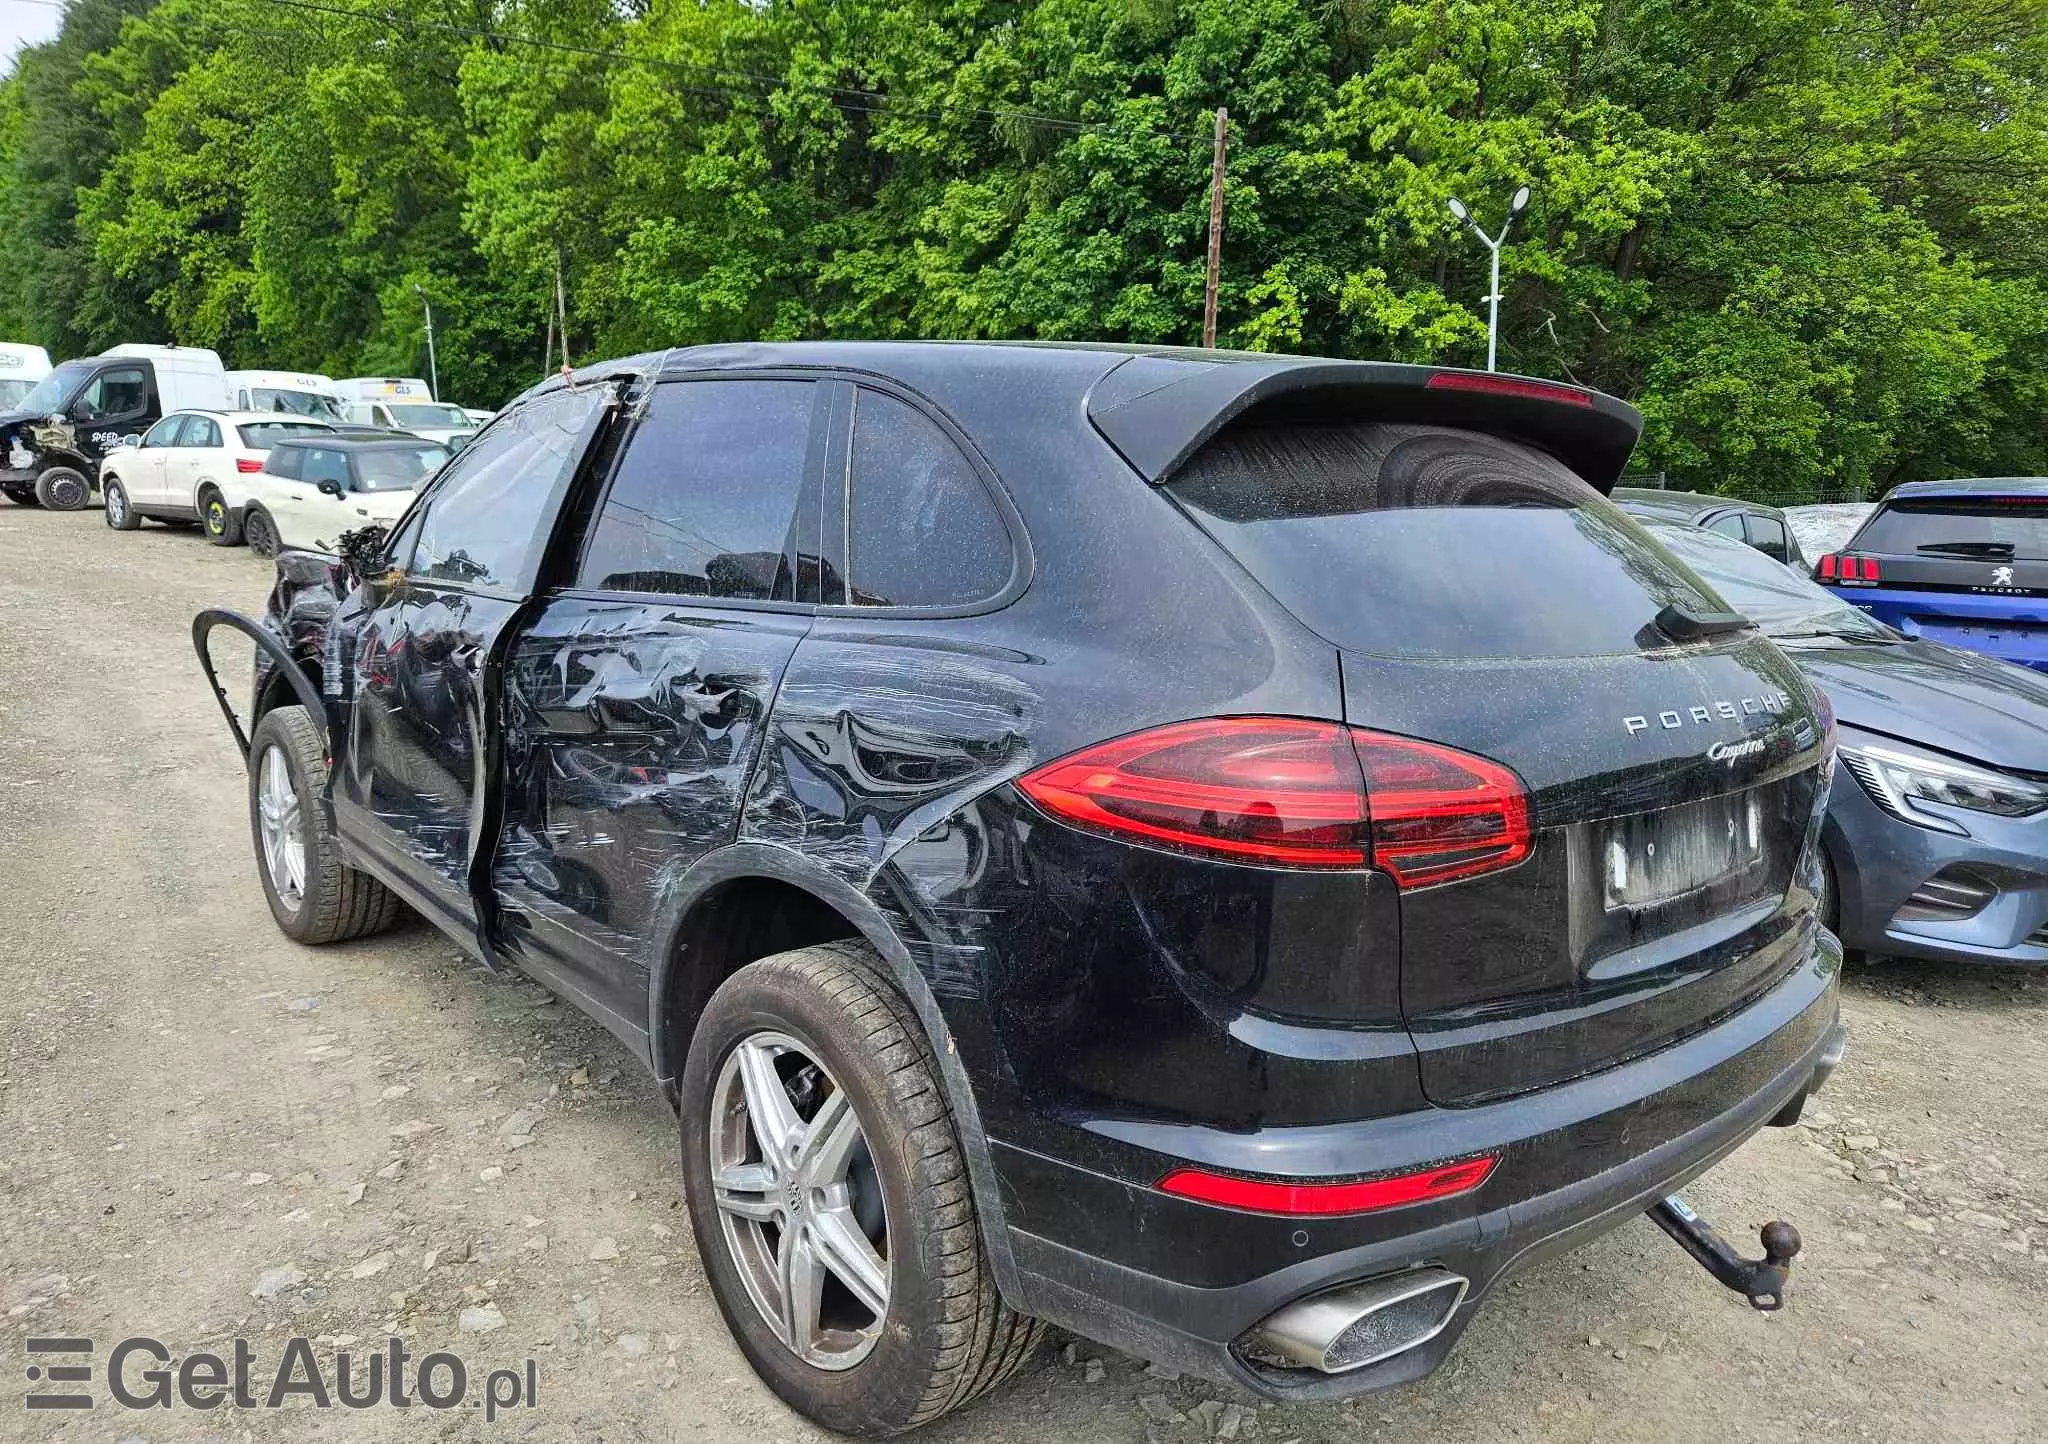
[200,486,242,545]
[102,479,141,531]
[247,704,403,944]
[680,942,1043,1436]
[244,505,280,559]
[34,465,91,511]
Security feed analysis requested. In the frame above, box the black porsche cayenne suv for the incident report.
[197,343,1844,1435]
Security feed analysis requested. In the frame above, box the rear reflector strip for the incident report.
[1423,372,1595,408]
[1158,1156,1498,1216]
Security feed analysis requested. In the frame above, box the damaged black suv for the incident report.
[197,344,1845,1435]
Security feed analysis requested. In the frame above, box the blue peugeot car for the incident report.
[1811,477,2048,673]
[1634,519,2048,967]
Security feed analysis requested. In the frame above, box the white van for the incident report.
[0,343,53,410]
[1,343,231,509]
[226,369,347,421]
[334,375,478,448]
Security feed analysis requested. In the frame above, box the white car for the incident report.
[342,398,478,449]
[238,433,449,557]
[99,409,338,544]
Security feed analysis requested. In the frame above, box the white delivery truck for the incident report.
[225,369,348,421]
[334,375,479,448]
[0,343,230,509]
[0,343,53,410]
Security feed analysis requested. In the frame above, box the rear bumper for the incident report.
[1825,769,2048,966]
[1844,589,2048,672]
[997,934,1842,1399]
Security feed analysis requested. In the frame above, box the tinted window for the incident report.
[1167,423,1725,659]
[848,390,1010,607]
[1747,514,1792,562]
[1651,524,1892,640]
[140,415,183,448]
[353,446,446,492]
[1853,497,2048,561]
[411,387,603,590]
[266,445,304,481]
[577,380,814,601]
[182,416,222,448]
[78,366,148,418]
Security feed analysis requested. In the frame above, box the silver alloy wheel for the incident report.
[256,744,306,909]
[105,485,126,526]
[709,1031,890,1370]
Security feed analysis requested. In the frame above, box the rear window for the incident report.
[1166,423,1726,659]
[238,421,331,449]
[1851,497,2048,561]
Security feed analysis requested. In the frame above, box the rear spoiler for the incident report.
[1085,355,1644,493]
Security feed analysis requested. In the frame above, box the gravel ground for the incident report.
[1,503,2044,1444]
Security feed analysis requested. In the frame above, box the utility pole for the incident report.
[412,283,438,400]
[1202,107,1227,349]
[1445,185,1532,372]
[554,247,571,371]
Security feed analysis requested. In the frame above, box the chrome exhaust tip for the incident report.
[1245,1268,1468,1374]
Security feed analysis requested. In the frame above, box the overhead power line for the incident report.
[251,0,1213,142]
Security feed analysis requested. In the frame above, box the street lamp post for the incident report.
[1445,186,1532,372]
[412,283,439,400]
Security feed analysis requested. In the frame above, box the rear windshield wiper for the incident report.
[1916,540,2015,558]
[1648,603,1752,644]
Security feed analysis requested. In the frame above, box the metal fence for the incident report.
[1616,471,1862,508]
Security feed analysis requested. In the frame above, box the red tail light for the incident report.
[1423,371,1595,408]
[1016,718,1370,868]
[1351,730,1532,888]
[1015,718,1531,886]
[1818,554,1880,585]
[1158,1155,1498,1215]
[236,457,263,473]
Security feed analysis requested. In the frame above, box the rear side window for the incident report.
[1747,514,1793,563]
[847,389,1011,607]
[1167,423,1725,659]
[353,446,446,491]
[577,380,815,602]
[1852,498,2048,561]
[300,447,351,487]
[266,445,304,480]
[410,387,605,590]
[182,417,222,448]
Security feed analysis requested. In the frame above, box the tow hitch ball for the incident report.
[1648,1195,1801,1311]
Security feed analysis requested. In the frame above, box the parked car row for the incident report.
[0,341,491,511]
[1613,489,2048,971]
[98,412,451,555]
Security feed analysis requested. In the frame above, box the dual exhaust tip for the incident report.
[1245,1268,1468,1375]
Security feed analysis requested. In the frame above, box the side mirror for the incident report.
[317,478,343,497]
[121,434,142,450]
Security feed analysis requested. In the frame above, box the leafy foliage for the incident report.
[3,0,2045,498]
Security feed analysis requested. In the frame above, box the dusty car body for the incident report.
[197,343,1843,1434]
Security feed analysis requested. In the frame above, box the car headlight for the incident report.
[1839,740,2048,835]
